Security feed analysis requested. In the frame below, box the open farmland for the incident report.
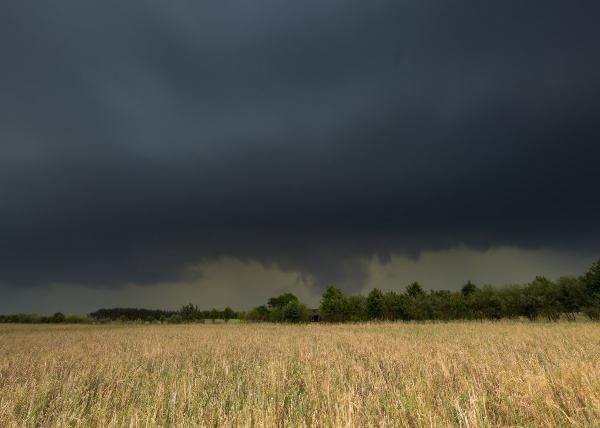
[1,322,599,427]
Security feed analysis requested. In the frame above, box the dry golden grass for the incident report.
[0,322,599,427]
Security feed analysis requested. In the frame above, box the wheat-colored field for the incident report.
[0,322,599,427]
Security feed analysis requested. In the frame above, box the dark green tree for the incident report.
[179,303,201,321]
[475,286,505,320]
[268,293,299,310]
[248,305,270,321]
[51,312,66,323]
[320,286,349,322]
[404,282,428,320]
[347,295,368,321]
[581,259,600,319]
[521,277,560,321]
[581,259,600,296]
[366,288,385,320]
[223,306,234,322]
[382,292,407,320]
[461,281,478,297]
[406,282,426,298]
[495,285,523,319]
[208,308,220,322]
[428,290,454,321]
[557,277,585,320]
[269,307,284,322]
[282,300,311,323]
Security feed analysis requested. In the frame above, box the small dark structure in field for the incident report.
[311,309,320,322]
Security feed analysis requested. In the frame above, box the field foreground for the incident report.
[1,322,599,427]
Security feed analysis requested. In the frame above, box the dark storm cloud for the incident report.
[1,0,600,291]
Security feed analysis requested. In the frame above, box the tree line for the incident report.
[0,312,90,324]
[0,306,238,324]
[1,259,599,324]
[87,306,238,323]
[89,308,177,322]
[243,258,600,322]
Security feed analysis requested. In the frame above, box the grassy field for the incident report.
[1,322,599,427]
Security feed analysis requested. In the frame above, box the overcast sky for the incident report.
[1,1,599,313]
